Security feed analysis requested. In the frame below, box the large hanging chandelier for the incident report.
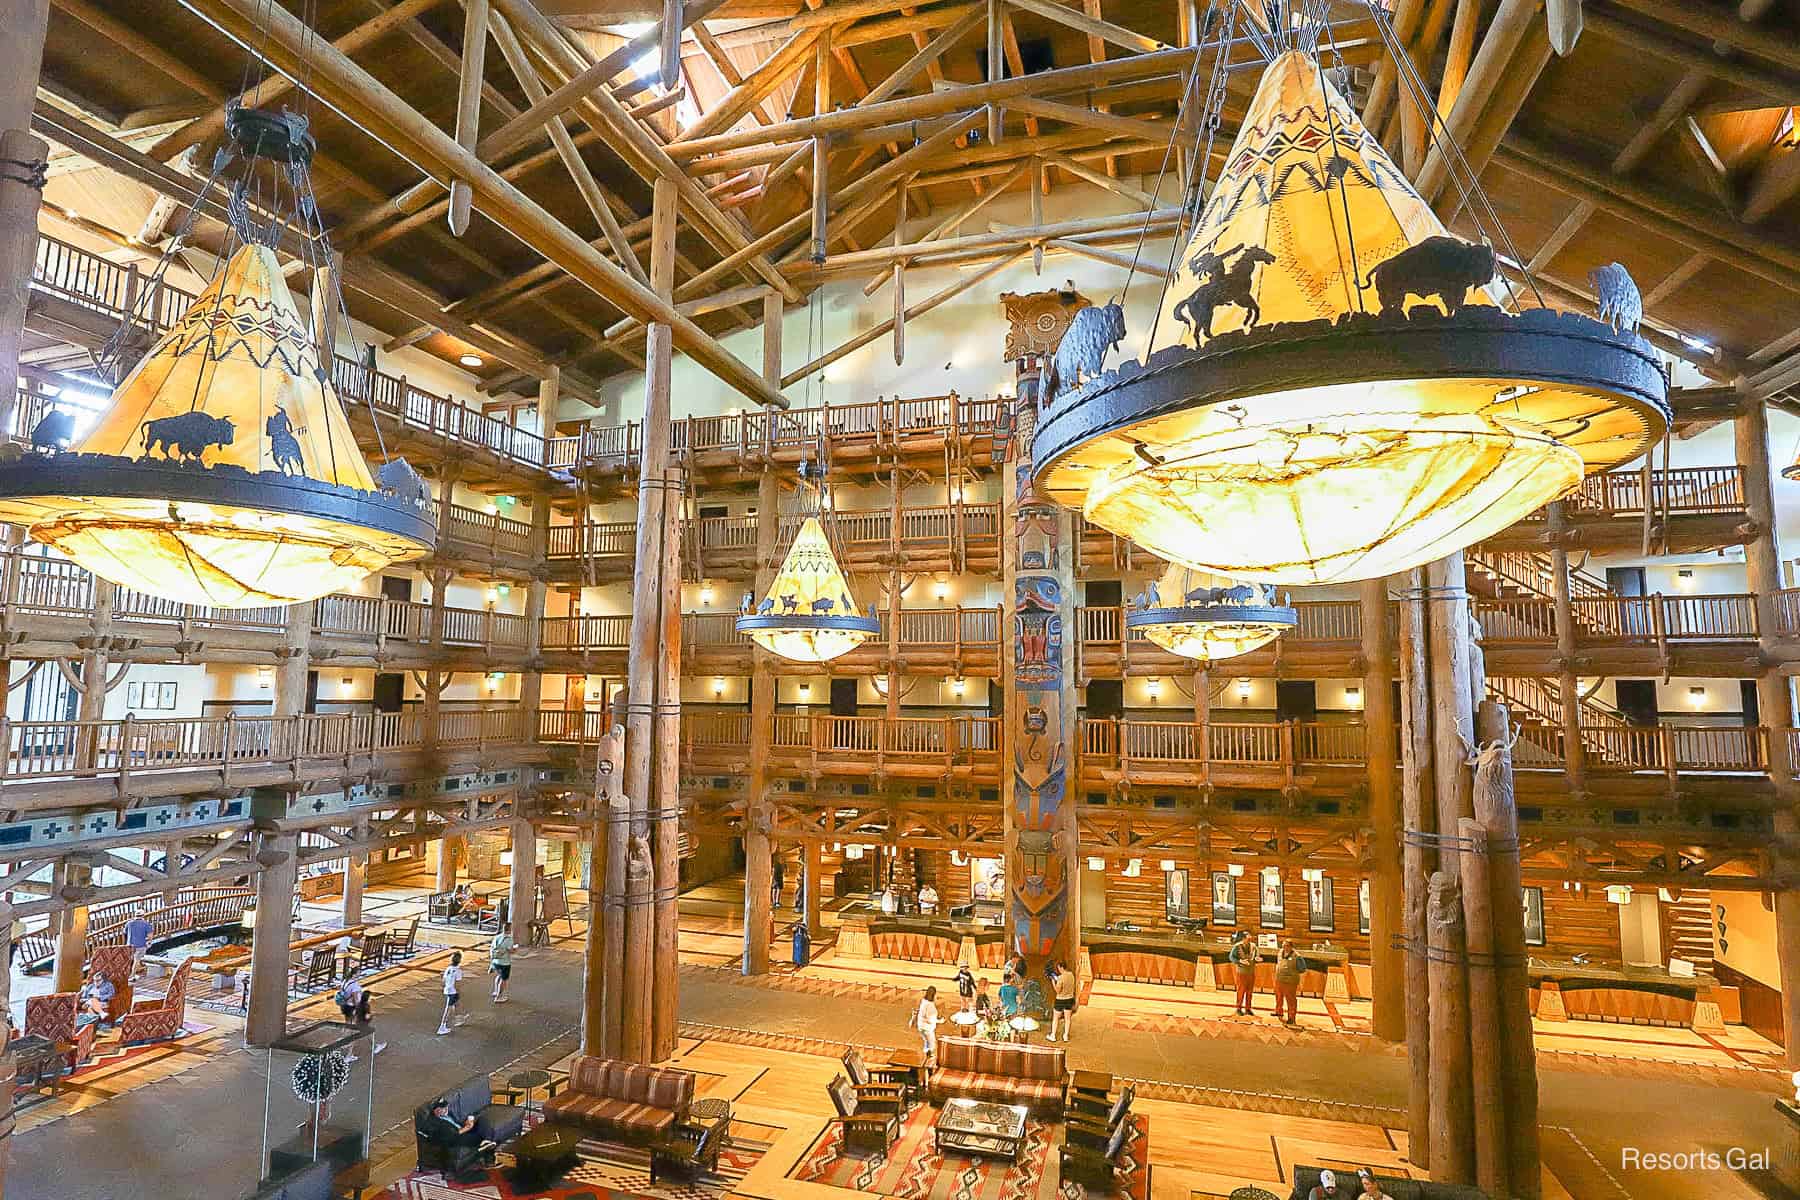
[1033,12,1668,586]
[0,105,434,607]
[737,465,880,663]
[1129,561,1296,662]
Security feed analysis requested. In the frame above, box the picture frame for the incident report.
[1522,886,1546,947]
[1259,870,1285,928]
[971,857,1005,902]
[1210,871,1236,925]
[1308,876,1335,932]
[126,682,141,708]
[1164,868,1190,920]
[1358,878,1371,935]
[157,681,177,710]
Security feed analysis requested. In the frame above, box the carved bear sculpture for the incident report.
[29,410,76,454]
[1367,236,1496,317]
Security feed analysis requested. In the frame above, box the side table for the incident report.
[507,1068,554,1112]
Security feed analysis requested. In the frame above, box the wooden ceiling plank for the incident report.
[1640,250,1709,307]
[492,0,804,304]
[489,8,647,281]
[1605,0,1800,73]
[682,22,826,141]
[1525,199,1595,272]
[180,0,785,406]
[1038,147,1156,207]
[1415,0,1549,206]
[369,0,521,122]
[691,21,773,126]
[864,7,983,104]
[1743,143,1800,225]
[1005,0,1171,56]
[148,0,452,162]
[861,159,1025,294]
[1006,94,1169,143]
[1582,10,1797,104]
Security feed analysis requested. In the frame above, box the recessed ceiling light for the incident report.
[459,353,483,368]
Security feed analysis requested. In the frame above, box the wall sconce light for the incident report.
[1573,881,1584,894]
[1123,858,1142,877]
[1301,868,1324,883]
[1675,568,1694,590]
[844,843,864,860]
[873,674,890,697]
[1236,677,1252,701]
[1226,862,1244,877]
[1344,684,1362,708]
[486,671,503,692]
[1160,859,1176,872]
[1604,884,1633,905]
[485,586,499,605]
[700,583,715,605]
[1262,866,1281,880]
[500,849,514,867]
[340,675,354,693]
[1687,685,1706,707]
[712,677,726,697]
[1145,677,1162,700]
[797,681,811,698]
[951,678,967,697]
[256,666,273,690]
[934,578,949,601]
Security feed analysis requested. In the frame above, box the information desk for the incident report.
[836,913,1008,966]
[1527,957,1729,1029]
[1081,928,1350,996]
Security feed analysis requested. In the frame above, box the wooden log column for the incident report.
[1425,869,1473,1183]
[651,462,684,1059]
[1362,576,1404,1041]
[1736,398,1800,1071]
[246,828,299,1046]
[1000,364,1080,977]
[742,300,782,976]
[619,177,679,1064]
[342,817,368,927]
[583,724,625,1058]
[509,816,535,950]
[1545,502,1586,795]
[50,858,91,993]
[1398,567,1432,1169]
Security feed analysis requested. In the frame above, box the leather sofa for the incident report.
[1287,1166,1488,1199]
[248,1160,334,1200]
[414,1074,526,1177]
[926,1036,1066,1116]
[543,1055,695,1142]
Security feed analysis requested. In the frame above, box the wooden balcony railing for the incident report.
[1560,465,1746,517]
[439,501,534,559]
[1478,593,1759,645]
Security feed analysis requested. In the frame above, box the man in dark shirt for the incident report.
[424,1099,494,1155]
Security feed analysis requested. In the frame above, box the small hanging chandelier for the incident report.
[1128,561,1296,662]
[737,464,879,662]
[1033,12,1667,586]
[0,104,433,607]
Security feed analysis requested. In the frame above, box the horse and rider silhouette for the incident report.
[1172,242,1276,341]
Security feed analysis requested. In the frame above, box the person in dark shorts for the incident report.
[1048,961,1078,1041]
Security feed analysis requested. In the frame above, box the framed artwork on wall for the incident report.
[1358,878,1371,935]
[126,682,141,708]
[157,682,177,710]
[1259,869,1285,928]
[1165,868,1189,920]
[1210,872,1236,925]
[971,857,1005,902]
[1522,886,1546,946]
[1308,877,1335,932]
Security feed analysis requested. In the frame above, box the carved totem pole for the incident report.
[999,288,1086,981]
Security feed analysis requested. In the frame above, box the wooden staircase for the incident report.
[1662,889,1716,973]
[1485,674,1637,766]
[1465,549,1622,640]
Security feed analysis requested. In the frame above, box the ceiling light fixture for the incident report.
[0,105,433,606]
[1034,42,1666,586]
[1129,563,1297,662]
[459,353,484,368]
[738,461,878,662]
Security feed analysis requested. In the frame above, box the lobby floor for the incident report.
[8,873,1793,1200]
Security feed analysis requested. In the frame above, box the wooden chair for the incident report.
[353,931,388,976]
[843,1047,914,1092]
[295,947,337,993]
[1059,1116,1131,1188]
[1067,1083,1133,1151]
[826,1075,900,1151]
[383,917,419,964]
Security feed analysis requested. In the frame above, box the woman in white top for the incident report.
[437,951,466,1036]
[910,985,941,1065]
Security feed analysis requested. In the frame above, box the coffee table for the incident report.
[934,1097,1028,1162]
[507,1122,583,1191]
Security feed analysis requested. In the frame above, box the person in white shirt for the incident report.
[1353,1167,1393,1200]
[909,985,941,1066]
[437,951,466,1036]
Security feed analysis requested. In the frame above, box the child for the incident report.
[437,951,466,1035]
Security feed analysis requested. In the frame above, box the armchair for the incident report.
[22,993,97,1073]
[89,945,136,1021]
[384,917,419,964]
[840,1048,908,1112]
[1059,1116,1130,1189]
[413,1110,488,1182]
[119,962,193,1044]
[1067,1083,1133,1151]
[650,1097,732,1182]
[827,1074,901,1152]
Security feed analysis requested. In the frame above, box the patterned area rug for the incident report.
[792,1106,1149,1200]
[371,1128,767,1200]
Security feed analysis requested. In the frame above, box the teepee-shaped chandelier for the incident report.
[1129,561,1296,662]
[0,104,434,607]
[1034,7,1668,586]
[736,463,880,663]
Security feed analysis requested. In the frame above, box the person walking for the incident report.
[123,908,154,976]
[953,963,976,1013]
[437,951,466,1035]
[771,858,786,910]
[1273,940,1302,1025]
[1049,960,1078,1041]
[909,985,941,1067]
[1229,931,1259,1016]
[334,978,386,1059]
[489,928,515,1003]
[997,971,1020,1019]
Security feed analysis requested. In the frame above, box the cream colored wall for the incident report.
[105,664,210,718]
[1715,889,1781,989]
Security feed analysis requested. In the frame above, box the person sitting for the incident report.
[453,886,482,923]
[1352,1167,1393,1199]
[76,966,115,1027]
[1306,1168,1344,1200]
[422,1098,495,1156]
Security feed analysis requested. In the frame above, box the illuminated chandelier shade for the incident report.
[1035,48,1668,586]
[736,516,879,662]
[1128,562,1296,662]
[0,109,434,607]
